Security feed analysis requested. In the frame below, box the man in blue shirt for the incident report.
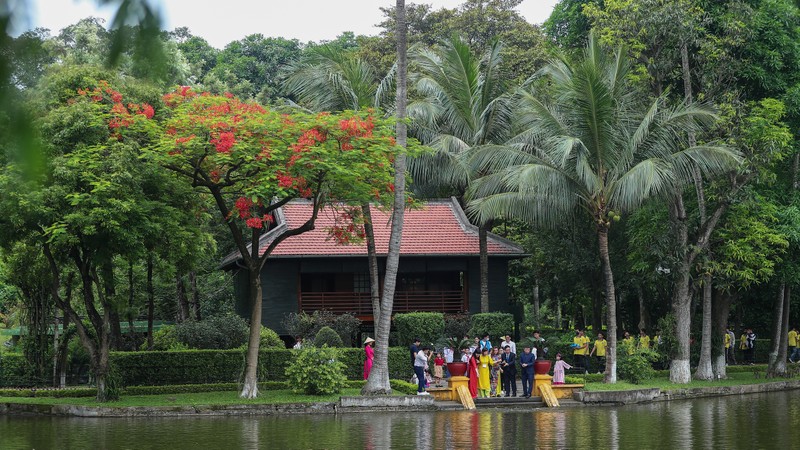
[479,334,492,352]
[519,345,536,398]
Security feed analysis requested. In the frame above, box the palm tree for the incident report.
[466,34,740,383]
[408,36,515,312]
[283,8,406,395]
[283,44,393,112]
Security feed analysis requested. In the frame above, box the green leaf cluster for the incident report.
[284,346,347,396]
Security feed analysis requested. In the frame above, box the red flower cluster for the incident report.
[163,86,197,107]
[235,197,254,219]
[337,116,376,151]
[244,213,274,229]
[327,207,366,244]
[77,81,155,134]
[245,217,263,229]
[211,131,236,153]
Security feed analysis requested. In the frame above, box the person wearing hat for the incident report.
[363,337,375,380]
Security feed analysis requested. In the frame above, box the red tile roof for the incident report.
[261,199,522,258]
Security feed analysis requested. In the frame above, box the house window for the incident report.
[353,273,370,293]
[399,274,426,292]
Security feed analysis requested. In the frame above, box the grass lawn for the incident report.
[583,371,799,391]
[0,388,369,407]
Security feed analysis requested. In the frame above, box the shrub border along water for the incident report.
[0,348,414,388]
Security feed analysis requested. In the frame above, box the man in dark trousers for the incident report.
[519,345,536,398]
[501,345,517,397]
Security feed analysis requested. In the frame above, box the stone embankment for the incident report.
[574,380,800,405]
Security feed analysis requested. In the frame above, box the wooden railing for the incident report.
[300,290,466,316]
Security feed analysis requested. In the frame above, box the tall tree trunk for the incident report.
[479,224,489,313]
[190,271,201,321]
[176,273,190,322]
[533,277,540,330]
[240,263,263,398]
[598,227,618,384]
[776,286,791,373]
[768,283,790,377]
[670,195,692,383]
[637,285,647,332]
[694,275,714,380]
[767,283,785,371]
[556,294,562,329]
[363,0,407,395]
[712,290,733,379]
[127,262,136,335]
[362,203,381,320]
[146,254,155,350]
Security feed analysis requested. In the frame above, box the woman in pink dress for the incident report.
[363,337,375,380]
[552,353,572,385]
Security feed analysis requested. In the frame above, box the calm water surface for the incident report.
[1,389,799,449]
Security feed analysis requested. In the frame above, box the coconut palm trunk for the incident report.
[363,0,408,395]
[598,227,618,383]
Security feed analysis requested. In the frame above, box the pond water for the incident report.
[2,389,799,449]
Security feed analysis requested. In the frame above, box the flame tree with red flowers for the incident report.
[149,88,405,398]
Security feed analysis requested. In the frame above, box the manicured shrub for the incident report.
[314,326,344,348]
[469,313,514,343]
[282,311,362,346]
[260,327,285,349]
[174,314,249,350]
[390,379,419,395]
[285,346,346,395]
[143,326,187,351]
[444,313,471,339]
[394,312,445,347]
[1,348,415,388]
[0,353,38,387]
[330,313,362,347]
[618,350,658,384]
[281,312,316,340]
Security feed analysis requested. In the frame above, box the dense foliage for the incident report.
[285,346,347,395]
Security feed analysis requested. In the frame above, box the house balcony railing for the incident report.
[299,290,466,316]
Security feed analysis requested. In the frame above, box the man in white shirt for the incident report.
[500,334,516,355]
[443,346,454,363]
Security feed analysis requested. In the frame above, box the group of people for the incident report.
[462,334,537,399]
[351,323,799,392]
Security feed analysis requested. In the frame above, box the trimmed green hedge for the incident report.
[111,347,414,387]
[0,354,35,387]
[394,312,445,348]
[469,313,514,343]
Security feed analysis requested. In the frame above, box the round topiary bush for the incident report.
[260,327,285,349]
[394,312,445,347]
[314,326,344,348]
[285,346,346,395]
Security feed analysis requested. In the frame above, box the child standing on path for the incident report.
[433,353,445,382]
[552,353,572,385]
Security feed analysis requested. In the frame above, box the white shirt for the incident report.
[414,351,429,368]
[501,340,516,354]
[443,348,454,363]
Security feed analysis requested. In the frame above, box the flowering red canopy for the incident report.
[154,87,401,240]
